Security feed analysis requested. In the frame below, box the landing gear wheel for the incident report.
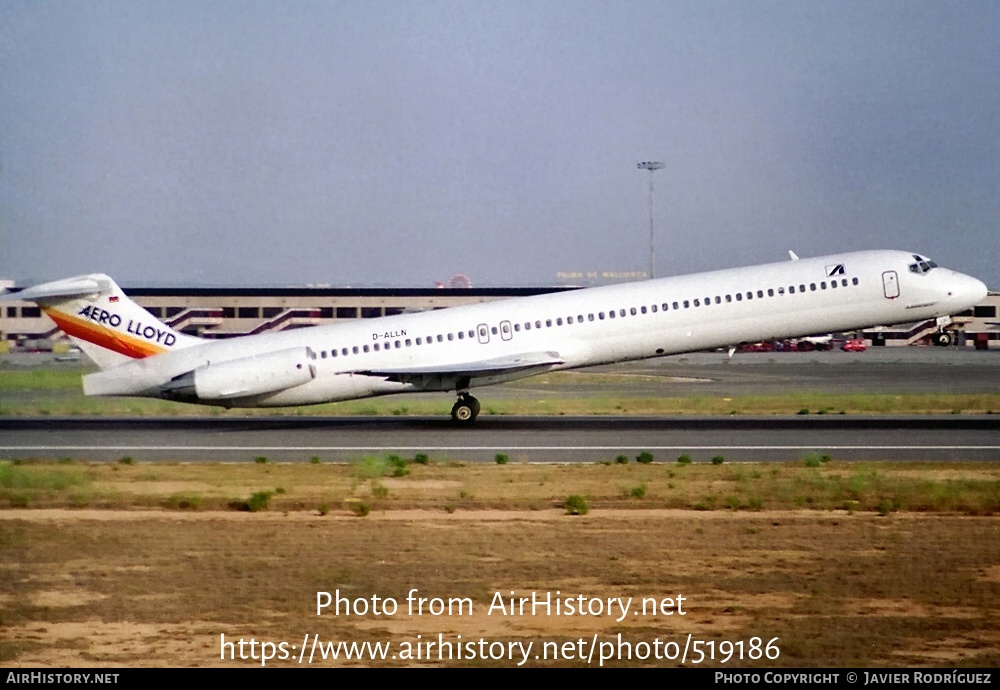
[935,332,954,347]
[451,394,480,424]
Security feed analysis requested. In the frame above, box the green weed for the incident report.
[564,494,589,515]
[629,484,647,499]
[247,491,273,512]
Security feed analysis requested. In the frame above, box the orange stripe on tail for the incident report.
[44,309,167,359]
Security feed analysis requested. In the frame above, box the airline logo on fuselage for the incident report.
[77,306,177,346]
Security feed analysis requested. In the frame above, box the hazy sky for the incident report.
[1,1,998,287]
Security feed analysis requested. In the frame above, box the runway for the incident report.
[1,415,997,462]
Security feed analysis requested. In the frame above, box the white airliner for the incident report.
[4,250,987,423]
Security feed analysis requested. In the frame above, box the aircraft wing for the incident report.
[355,351,564,388]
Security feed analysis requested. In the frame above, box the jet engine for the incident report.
[162,347,316,401]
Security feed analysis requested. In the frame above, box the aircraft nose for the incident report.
[948,273,988,308]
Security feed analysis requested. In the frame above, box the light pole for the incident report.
[637,161,664,279]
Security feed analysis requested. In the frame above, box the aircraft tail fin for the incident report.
[4,274,202,370]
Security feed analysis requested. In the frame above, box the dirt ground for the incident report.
[2,507,999,667]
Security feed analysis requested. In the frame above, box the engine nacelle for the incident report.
[164,347,316,401]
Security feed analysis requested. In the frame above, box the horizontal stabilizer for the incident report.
[2,275,113,302]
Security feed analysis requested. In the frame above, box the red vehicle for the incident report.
[841,339,867,352]
[738,341,775,352]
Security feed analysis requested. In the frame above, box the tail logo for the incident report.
[77,305,177,346]
[43,305,172,359]
[78,305,123,328]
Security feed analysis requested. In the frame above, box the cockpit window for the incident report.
[908,255,938,275]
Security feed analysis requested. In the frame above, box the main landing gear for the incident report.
[451,391,481,425]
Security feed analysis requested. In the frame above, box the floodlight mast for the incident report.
[637,161,664,279]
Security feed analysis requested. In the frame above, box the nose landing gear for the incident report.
[451,392,481,424]
[934,331,955,347]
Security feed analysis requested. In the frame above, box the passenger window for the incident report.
[321,351,327,358]
[458,331,464,339]
[599,312,605,320]
[789,286,795,294]
[757,290,763,298]
[799,284,806,292]
[810,283,816,291]
[715,296,721,304]
[416,338,422,345]
[852,278,859,285]
[620,309,626,317]
[609,310,616,319]
[437,334,444,342]
[693,299,700,307]
[447,333,454,341]
[544,320,551,327]
[672,302,679,310]
[373,344,380,351]
[767,289,774,297]
[820,282,826,290]
[736,293,742,301]
[683,300,690,308]
[650,305,656,313]
[556,318,563,326]
[405,339,412,346]
[332,350,338,358]
[524,323,531,330]
[342,348,349,356]
[726,295,732,302]
[514,324,521,332]
[588,313,595,321]
[502,323,511,334]
[830,281,837,289]
[746,292,753,300]
[641,306,647,314]
[567,316,573,324]
[778,287,785,295]
[363,345,370,353]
